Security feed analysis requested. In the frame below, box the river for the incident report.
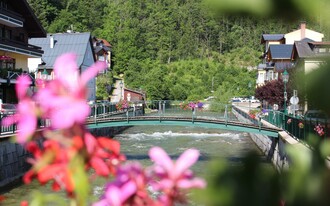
[1,125,269,205]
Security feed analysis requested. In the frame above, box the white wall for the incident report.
[28,58,42,73]
[305,60,321,74]
[285,29,324,44]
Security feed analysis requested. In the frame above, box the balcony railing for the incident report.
[0,7,24,27]
[0,37,43,57]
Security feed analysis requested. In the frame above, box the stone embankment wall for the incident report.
[89,126,130,137]
[232,106,308,171]
[0,136,31,189]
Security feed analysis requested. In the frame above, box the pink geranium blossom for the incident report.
[148,147,206,205]
[93,162,154,206]
[35,53,106,129]
[2,76,38,143]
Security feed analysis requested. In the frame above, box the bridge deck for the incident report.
[87,116,281,137]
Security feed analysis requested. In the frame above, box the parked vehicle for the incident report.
[0,103,16,115]
[304,110,329,123]
[231,97,242,102]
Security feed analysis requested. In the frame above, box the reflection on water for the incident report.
[1,125,268,205]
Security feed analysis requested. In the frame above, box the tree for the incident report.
[255,80,292,109]
[27,0,59,30]
[96,72,114,100]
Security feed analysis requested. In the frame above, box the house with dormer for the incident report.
[257,22,325,87]
[285,22,324,44]
[92,37,112,73]
[292,40,330,74]
[0,0,46,103]
[28,32,98,101]
[257,34,286,85]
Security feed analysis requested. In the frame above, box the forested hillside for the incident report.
[27,0,326,101]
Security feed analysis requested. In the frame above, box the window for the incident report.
[318,48,327,53]
[98,55,105,61]
[269,71,274,80]
[0,56,15,69]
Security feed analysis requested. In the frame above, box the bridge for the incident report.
[86,101,282,138]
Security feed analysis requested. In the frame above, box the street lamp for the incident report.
[282,69,289,114]
[248,81,252,110]
[119,80,123,100]
[41,69,48,80]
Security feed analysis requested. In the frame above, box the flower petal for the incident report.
[90,157,110,177]
[80,61,107,86]
[16,76,31,99]
[84,133,97,154]
[53,53,79,90]
[97,138,121,155]
[105,186,122,206]
[120,181,137,201]
[174,149,199,179]
[149,147,173,173]
[177,178,206,189]
[50,101,89,129]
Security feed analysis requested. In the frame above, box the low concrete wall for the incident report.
[232,107,300,171]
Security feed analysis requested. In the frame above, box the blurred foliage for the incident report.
[194,136,330,206]
[195,151,281,206]
[193,1,330,206]
[96,72,113,100]
[282,136,330,206]
[306,61,330,116]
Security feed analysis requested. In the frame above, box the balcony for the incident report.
[0,8,24,27]
[0,37,43,57]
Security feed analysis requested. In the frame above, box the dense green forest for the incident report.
[27,0,328,101]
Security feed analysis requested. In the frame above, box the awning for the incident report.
[0,55,15,61]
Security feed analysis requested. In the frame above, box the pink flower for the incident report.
[2,76,38,143]
[35,53,106,129]
[93,162,154,206]
[148,147,206,205]
[314,124,325,136]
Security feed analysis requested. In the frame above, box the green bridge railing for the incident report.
[261,109,329,141]
[88,100,238,122]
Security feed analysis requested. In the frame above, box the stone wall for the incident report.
[233,107,292,171]
[89,126,130,137]
[0,136,31,188]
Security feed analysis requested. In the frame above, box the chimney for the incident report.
[300,21,306,39]
[50,35,54,48]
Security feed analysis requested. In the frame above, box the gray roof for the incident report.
[261,34,285,42]
[294,41,313,58]
[29,32,93,69]
[269,44,293,59]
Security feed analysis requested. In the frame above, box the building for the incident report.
[292,40,330,74]
[92,37,112,73]
[28,32,97,101]
[257,22,325,87]
[123,88,145,102]
[0,0,45,102]
[285,22,324,44]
